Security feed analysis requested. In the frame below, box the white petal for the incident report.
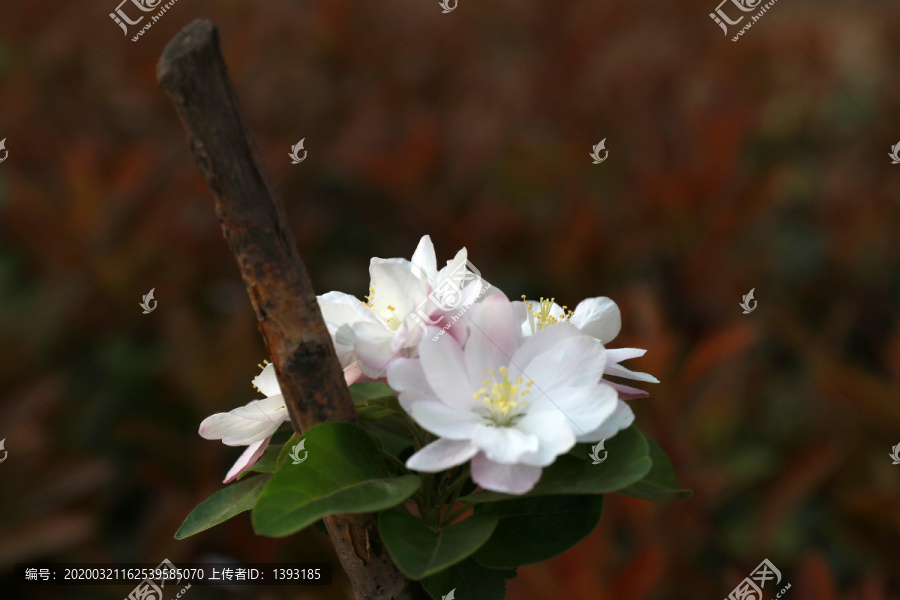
[406,439,479,472]
[369,260,427,323]
[519,333,607,390]
[576,399,635,443]
[471,424,540,464]
[515,410,577,467]
[464,294,519,379]
[527,383,618,438]
[570,297,621,344]
[409,235,438,283]
[510,321,581,373]
[223,437,270,483]
[252,363,281,397]
[352,321,398,377]
[387,358,436,411]
[604,361,659,384]
[470,453,543,494]
[605,347,647,364]
[199,395,288,446]
[411,401,482,439]
[512,300,531,338]
[419,326,479,410]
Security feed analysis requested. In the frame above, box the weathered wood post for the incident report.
[157,18,427,600]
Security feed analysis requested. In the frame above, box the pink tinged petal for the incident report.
[387,358,437,411]
[411,401,482,439]
[465,294,519,379]
[519,334,607,390]
[409,235,438,283]
[470,453,543,494]
[576,399,635,443]
[406,439,479,472]
[252,363,281,397]
[570,297,621,344]
[515,410,576,467]
[343,362,364,386]
[603,379,650,399]
[223,437,270,483]
[471,424,540,464]
[528,384,618,438]
[419,326,479,410]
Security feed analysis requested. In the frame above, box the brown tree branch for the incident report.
[157,19,427,600]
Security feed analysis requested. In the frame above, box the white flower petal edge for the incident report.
[513,296,658,405]
[389,293,622,495]
[201,362,361,482]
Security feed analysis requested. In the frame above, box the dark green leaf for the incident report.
[619,433,692,500]
[175,475,270,539]
[379,511,498,580]
[252,422,421,537]
[356,394,405,421]
[421,558,507,600]
[460,426,651,504]
[472,495,603,568]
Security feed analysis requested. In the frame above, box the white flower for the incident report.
[200,361,361,483]
[319,235,484,378]
[513,296,660,438]
[387,294,619,494]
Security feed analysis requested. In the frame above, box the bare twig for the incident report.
[157,19,426,600]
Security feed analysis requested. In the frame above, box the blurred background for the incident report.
[1,0,899,598]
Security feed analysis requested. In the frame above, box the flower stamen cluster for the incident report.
[474,366,532,427]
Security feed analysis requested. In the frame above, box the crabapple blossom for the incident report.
[387,294,620,494]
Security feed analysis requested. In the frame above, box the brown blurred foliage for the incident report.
[1,0,899,598]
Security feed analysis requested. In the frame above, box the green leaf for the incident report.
[379,511,499,580]
[421,558,507,600]
[460,426,652,504]
[619,433,692,500]
[356,394,405,421]
[472,495,603,568]
[252,422,421,537]
[175,474,271,539]
[349,381,396,403]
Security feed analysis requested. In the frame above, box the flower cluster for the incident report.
[199,236,657,493]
